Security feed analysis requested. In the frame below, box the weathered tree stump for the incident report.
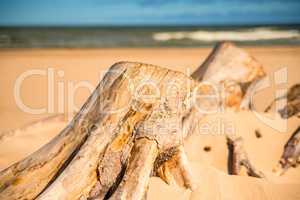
[0,62,199,200]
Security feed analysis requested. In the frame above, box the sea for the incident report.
[0,25,300,48]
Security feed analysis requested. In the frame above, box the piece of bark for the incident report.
[278,84,300,118]
[265,84,300,118]
[279,98,300,119]
[274,126,300,175]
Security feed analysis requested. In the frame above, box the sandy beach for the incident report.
[0,46,299,199]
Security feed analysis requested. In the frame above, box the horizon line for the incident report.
[1,22,300,28]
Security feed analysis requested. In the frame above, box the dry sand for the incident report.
[0,47,299,199]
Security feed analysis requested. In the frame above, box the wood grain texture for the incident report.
[0,61,199,200]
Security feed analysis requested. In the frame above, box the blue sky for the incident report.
[0,0,300,26]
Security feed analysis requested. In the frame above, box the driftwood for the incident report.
[265,84,300,118]
[193,42,265,178]
[263,83,300,175]
[1,62,200,200]
[0,42,268,200]
[157,42,266,187]
[274,126,300,175]
[191,41,265,109]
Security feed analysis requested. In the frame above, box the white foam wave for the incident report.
[153,28,300,42]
